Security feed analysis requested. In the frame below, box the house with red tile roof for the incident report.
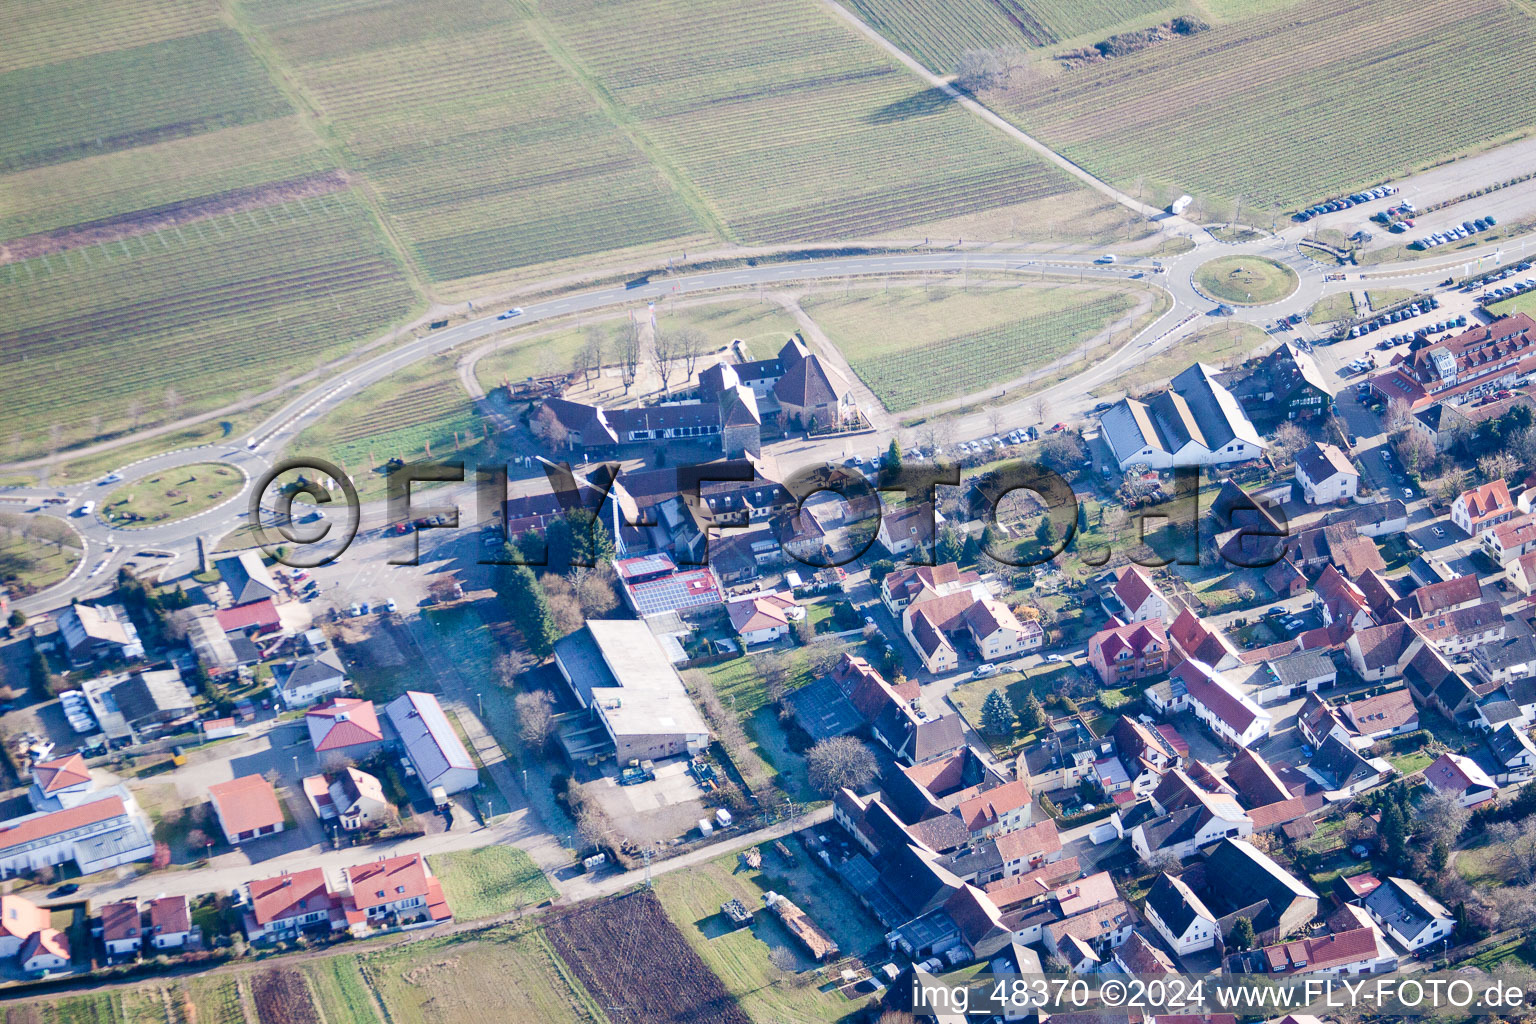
[1366,314,1536,411]
[1248,926,1393,976]
[208,775,285,845]
[1337,689,1419,746]
[902,587,1039,673]
[1482,511,1536,564]
[1452,479,1515,536]
[1149,661,1271,748]
[1113,565,1174,623]
[1346,621,1423,682]
[19,928,69,975]
[1088,619,1168,686]
[1404,575,1484,618]
[215,598,282,636]
[101,898,143,958]
[28,752,93,811]
[0,793,153,877]
[341,853,451,934]
[147,895,195,950]
[880,562,981,615]
[1168,608,1242,670]
[954,779,1033,838]
[1422,753,1497,807]
[1316,566,1377,632]
[306,698,384,757]
[725,591,799,645]
[994,819,1062,877]
[244,868,342,942]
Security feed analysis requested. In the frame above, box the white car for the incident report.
[385,598,398,613]
[73,502,95,517]
[98,473,122,485]
[1044,653,1068,663]
[497,307,524,320]
[971,663,998,678]
[349,603,364,617]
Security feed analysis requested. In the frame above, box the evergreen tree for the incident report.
[1228,917,1257,951]
[499,558,559,659]
[937,526,964,566]
[980,689,1015,737]
[1034,515,1054,551]
[882,439,902,484]
[1019,691,1046,732]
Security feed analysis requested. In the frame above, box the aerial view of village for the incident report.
[5,0,1536,1022]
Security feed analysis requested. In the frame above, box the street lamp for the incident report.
[476,692,483,717]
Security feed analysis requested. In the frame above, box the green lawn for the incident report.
[1308,292,1356,324]
[428,846,556,920]
[1487,291,1536,318]
[100,462,243,528]
[653,847,883,1023]
[1195,255,1298,305]
[0,512,83,596]
[1365,288,1416,310]
[804,282,1144,410]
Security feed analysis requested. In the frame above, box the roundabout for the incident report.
[1194,254,1299,305]
[99,462,247,529]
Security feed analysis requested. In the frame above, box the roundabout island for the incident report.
[1195,254,1299,305]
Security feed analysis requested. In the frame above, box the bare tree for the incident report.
[1418,790,1470,848]
[768,946,798,973]
[615,321,641,395]
[164,387,182,418]
[1509,424,1536,470]
[986,406,1005,438]
[1269,421,1307,468]
[1385,398,1414,435]
[1030,396,1050,425]
[806,735,878,796]
[675,327,705,381]
[126,398,145,431]
[515,690,556,749]
[650,326,677,393]
[531,405,571,451]
[581,326,605,384]
[1479,451,1519,484]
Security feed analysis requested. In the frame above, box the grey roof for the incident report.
[1322,500,1409,531]
[563,621,709,740]
[1146,872,1215,937]
[215,552,281,605]
[1309,734,1377,790]
[272,651,345,693]
[1203,838,1317,913]
[111,668,193,725]
[1489,721,1536,765]
[1365,877,1450,939]
[939,838,1004,879]
[784,675,863,742]
[1136,805,1208,853]
[1473,634,1536,671]
[1265,649,1336,688]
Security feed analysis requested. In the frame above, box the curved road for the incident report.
[1,223,1522,613]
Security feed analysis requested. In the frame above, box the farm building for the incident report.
[384,691,479,795]
[763,891,837,961]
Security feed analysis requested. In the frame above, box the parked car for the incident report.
[1044,653,1068,663]
[972,663,998,678]
[49,884,79,898]
[1403,487,1415,500]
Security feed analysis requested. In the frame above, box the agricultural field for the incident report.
[289,356,488,502]
[987,0,1536,219]
[0,190,417,463]
[181,976,247,1024]
[359,924,607,1024]
[653,846,885,1023]
[250,970,321,1024]
[0,0,421,462]
[101,462,244,528]
[548,888,751,1024]
[306,956,383,1024]
[841,0,1177,70]
[428,845,556,920]
[803,283,1144,410]
[0,512,83,597]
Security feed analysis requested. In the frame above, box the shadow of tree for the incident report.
[867,86,955,124]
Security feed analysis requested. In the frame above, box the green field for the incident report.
[428,845,556,920]
[474,299,800,393]
[1093,319,1266,398]
[803,283,1142,410]
[1488,291,1536,318]
[990,0,1536,218]
[101,462,244,528]
[290,357,487,500]
[1308,292,1356,324]
[1195,255,1298,304]
[653,847,884,1023]
[841,0,1177,70]
[357,926,607,1024]
[0,512,84,598]
[306,955,384,1024]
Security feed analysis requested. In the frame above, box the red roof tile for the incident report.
[208,775,284,837]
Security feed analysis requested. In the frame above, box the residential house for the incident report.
[954,779,1034,839]
[54,602,143,665]
[725,591,799,645]
[1322,499,1409,538]
[995,819,1063,877]
[306,698,385,760]
[147,895,194,950]
[1088,619,1170,686]
[19,929,69,975]
[82,667,196,745]
[1113,566,1174,624]
[1113,930,1178,976]
[1403,574,1484,618]
[308,767,392,831]
[272,650,348,707]
[0,895,49,957]
[28,752,93,812]
[1168,608,1242,671]
[214,598,282,637]
[100,898,142,958]
[1412,601,1506,656]
[1298,693,1352,751]
[1505,551,1536,596]
[1452,480,1515,536]
[1127,788,1252,865]
[1246,927,1394,976]
[877,503,941,557]
[1242,341,1333,420]
[1144,872,1219,955]
[1489,721,1536,783]
[1201,839,1319,943]
[1148,660,1271,748]
[208,775,285,845]
[1364,877,1453,951]
[903,587,1038,673]
[1337,689,1419,747]
[1422,753,1497,808]
[1224,746,1293,808]
[1294,443,1359,505]
[881,563,981,615]
[1304,735,1386,798]
[1251,649,1337,705]
[1482,511,1536,564]
[1346,621,1422,682]
[1316,566,1376,632]
[341,853,451,934]
[244,868,342,942]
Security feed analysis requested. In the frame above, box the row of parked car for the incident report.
[1480,276,1536,306]
[1345,295,1442,338]
[1374,315,1470,350]
[61,690,97,735]
[1294,184,1398,221]
[1410,216,1497,249]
